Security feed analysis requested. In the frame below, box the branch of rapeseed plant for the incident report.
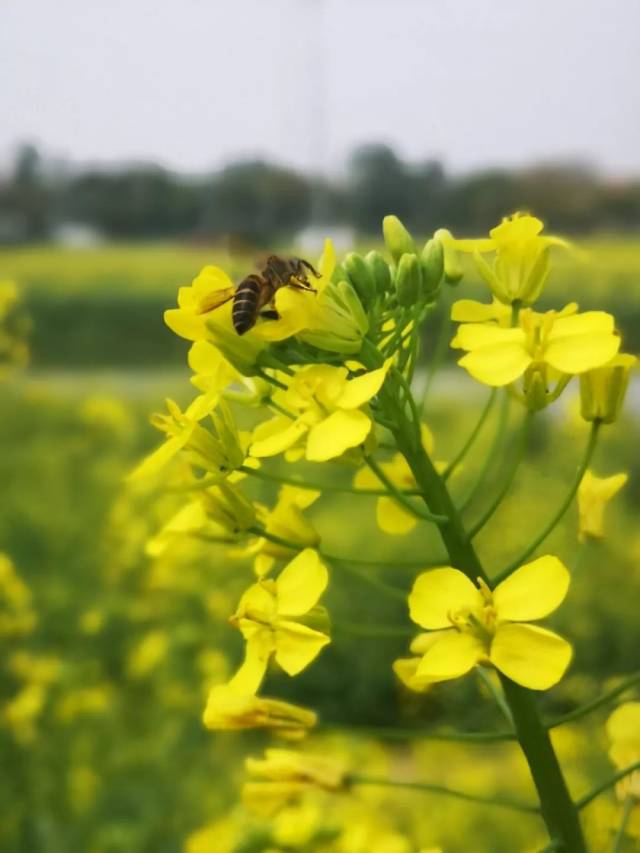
[363,453,448,525]
[457,390,510,512]
[370,367,587,852]
[238,463,425,497]
[493,421,601,584]
[442,388,497,481]
[612,796,635,852]
[332,621,415,639]
[334,724,515,743]
[249,526,409,602]
[576,761,640,810]
[548,671,640,730]
[468,411,534,538]
[348,774,540,814]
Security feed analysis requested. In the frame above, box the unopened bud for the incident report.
[420,238,444,297]
[395,253,423,307]
[434,228,463,284]
[365,250,392,295]
[383,215,416,263]
[580,354,636,424]
[344,252,376,307]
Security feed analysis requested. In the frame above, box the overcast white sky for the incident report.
[2,0,639,176]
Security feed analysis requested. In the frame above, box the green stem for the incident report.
[443,389,497,481]
[364,453,447,524]
[549,671,640,729]
[239,464,422,497]
[333,724,515,743]
[468,412,533,539]
[332,621,415,638]
[493,422,601,584]
[376,368,586,852]
[349,774,539,814]
[612,796,635,852]
[457,389,510,512]
[577,762,640,810]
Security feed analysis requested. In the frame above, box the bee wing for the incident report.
[196,287,235,314]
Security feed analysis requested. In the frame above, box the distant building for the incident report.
[294,224,355,255]
[51,222,105,248]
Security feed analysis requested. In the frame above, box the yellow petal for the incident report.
[606,702,640,744]
[335,363,390,409]
[458,343,532,386]
[353,466,380,489]
[392,657,433,693]
[493,556,570,622]
[127,430,193,481]
[164,308,207,342]
[451,299,510,323]
[490,624,572,690]
[545,333,620,375]
[251,417,308,458]
[452,324,523,351]
[276,549,328,616]
[228,639,270,695]
[305,410,372,462]
[274,621,330,676]
[376,496,417,535]
[409,568,483,630]
[319,238,336,282]
[415,630,485,682]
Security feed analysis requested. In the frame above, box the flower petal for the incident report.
[276,549,328,616]
[490,623,572,690]
[376,496,417,535]
[251,417,308,458]
[451,299,510,323]
[458,343,532,386]
[415,630,485,682]
[493,556,570,622]
[409,568,483,630]
[305,410,372,462]
[335,363,390,409]
[451,324,524,351]
[545,333,620,375]
[127,430,193,481]
[275,621,330,675]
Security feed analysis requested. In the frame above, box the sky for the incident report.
[2,0,640,177]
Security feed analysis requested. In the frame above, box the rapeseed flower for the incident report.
[445,212,568,305]
[606,703,640,803]
[231,548,330,677]
[452,307,620,389]
[250,361,391,462]
[242,749,345,815]
[403,556,572,690]
[577,470,627,542]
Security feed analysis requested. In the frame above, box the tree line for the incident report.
[1,142,640,246]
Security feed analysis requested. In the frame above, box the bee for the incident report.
[199,256,320,335]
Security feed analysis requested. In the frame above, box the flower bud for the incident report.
[434,228,463,284]
[344,252,376,307]
[335,280,369,335]
[420,238,444,297]
[383,215,416,263]
[365,250,392,295]
[395,253,423,307]
[580,354,636,424]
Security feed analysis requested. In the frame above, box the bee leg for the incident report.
[299,259,321,279]
[289,279,317,293]
[260,309,280,320]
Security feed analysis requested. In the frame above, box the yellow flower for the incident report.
[242,748,346,815]
[402,556,572,690]
[146,481,257,556]
[452,297,578,327]
[393,633,440,692]
[127,630,169,679]
[203,647,317,738]
[606,703,640,807]
[353,425,443,535]
[445,212,568,304]
[0,554,37,638]
[250,361,391,463]
[231,548,330,677]
[580,353,636,424]
[244,485,321,577]
[577,470,627,542]
[452,307,620,389]
[128,397,248,481]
